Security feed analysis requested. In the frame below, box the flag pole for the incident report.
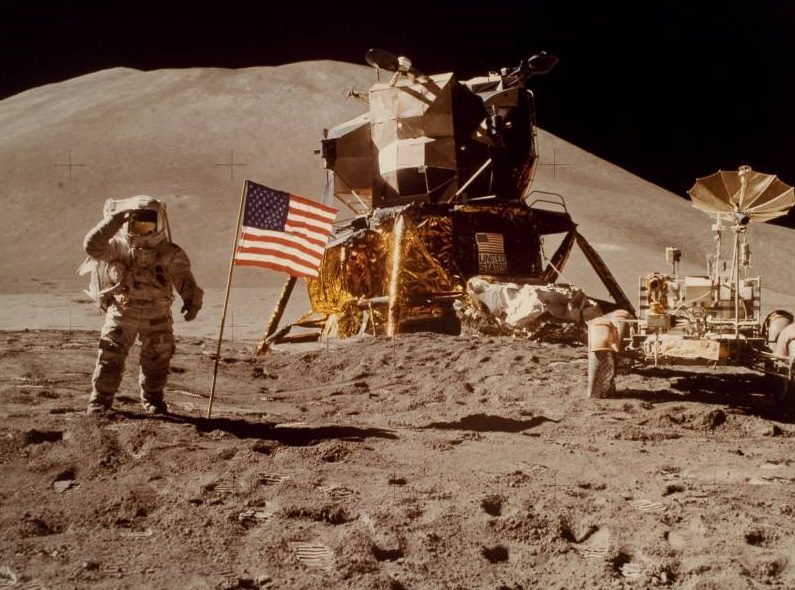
[207,179,249,419]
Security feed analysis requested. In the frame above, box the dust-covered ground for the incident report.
[1,329,794,590]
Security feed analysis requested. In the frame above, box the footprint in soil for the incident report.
[481,494,504,517]
[744,526,776,547]
[20,512,61,537]
[481,545,509,563]
[23,429,63,445]
[283,505,353,525]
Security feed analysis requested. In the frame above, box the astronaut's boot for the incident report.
[86,390,114,416]
[141,391,169,415]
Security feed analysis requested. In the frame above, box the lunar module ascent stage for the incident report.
[260,49,633,350]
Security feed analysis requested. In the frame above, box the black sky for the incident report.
[2,1,794,226]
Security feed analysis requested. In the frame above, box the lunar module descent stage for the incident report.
[258,49,634,351]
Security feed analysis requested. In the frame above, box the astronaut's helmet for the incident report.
[103,195,168,247]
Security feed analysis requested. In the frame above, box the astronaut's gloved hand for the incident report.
[181,300,200,321]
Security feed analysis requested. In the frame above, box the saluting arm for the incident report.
[84,212,127,260]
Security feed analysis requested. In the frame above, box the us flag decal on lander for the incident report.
[475,232,508,274]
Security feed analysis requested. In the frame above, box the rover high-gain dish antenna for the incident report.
[687,165,795,338]
[687,165,795,224]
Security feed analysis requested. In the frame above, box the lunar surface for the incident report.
[1,61,794,589]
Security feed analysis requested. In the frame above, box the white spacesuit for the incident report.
[83,196,203,415]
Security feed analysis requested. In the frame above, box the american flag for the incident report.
[233,181,337,278]
[475,232,505,254]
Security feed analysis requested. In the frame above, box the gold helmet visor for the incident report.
[128,210,159,235]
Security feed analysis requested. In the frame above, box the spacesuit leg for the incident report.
[88,307,136,412]
[138,314,175,414]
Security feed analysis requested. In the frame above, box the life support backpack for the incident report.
[77,257,124,312]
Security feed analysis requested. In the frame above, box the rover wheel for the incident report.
[587,350,616,398]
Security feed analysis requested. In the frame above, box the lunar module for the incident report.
[259,50,633,350]
[587,166,795,411]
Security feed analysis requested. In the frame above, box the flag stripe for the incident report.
[284,216,333,236]
[289,203,336,224]
[240,229,326,256]
[236,244,322,268]
[283,221,332,245]
[290,193,337,216]
[235,254,320,278]
[288,210,335,231]
[286,208,335,233]
[234,258,319,278]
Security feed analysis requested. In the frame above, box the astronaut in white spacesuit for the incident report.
[83,196,203,415]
